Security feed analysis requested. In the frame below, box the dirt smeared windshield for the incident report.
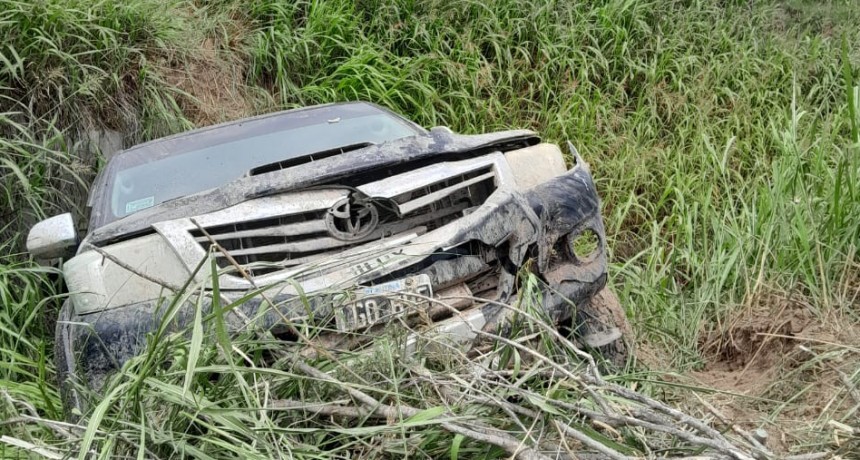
[92,103,421,228]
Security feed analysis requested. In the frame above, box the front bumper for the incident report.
[67,164,609,389]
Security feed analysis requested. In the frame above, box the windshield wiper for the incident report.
[248,142,375,177]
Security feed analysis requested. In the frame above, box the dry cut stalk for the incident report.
[289,359,553,460]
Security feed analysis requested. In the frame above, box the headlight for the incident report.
[504,143,568,190]
[64,234,192,315]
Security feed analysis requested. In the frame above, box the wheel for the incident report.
[574,287,632,369]
[54,301,84,419]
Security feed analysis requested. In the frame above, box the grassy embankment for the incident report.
[1,0,858,457]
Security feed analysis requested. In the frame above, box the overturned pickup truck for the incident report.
[27,102,630,411]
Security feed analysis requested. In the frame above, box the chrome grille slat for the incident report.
[398,171,495,215]
[193,220,327,242]
[263,230,424,281]
[214,235,358,258]
[357,156,494,199]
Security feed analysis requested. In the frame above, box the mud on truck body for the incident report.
[27,102,630,412]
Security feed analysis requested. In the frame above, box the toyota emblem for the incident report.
[325,195,379,241]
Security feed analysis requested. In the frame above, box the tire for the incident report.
[574,287,632,369]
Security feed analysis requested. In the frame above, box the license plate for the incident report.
[335,275,433,331]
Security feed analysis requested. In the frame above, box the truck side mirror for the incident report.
[26,213,78,260]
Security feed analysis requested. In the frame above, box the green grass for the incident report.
[1,0,859,457]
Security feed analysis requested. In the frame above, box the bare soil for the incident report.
[642,288,860,455]
[160,38,253,125]
[695,291,813,394]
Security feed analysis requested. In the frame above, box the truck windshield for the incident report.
[95,104,420,227]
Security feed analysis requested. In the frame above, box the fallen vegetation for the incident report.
[1,0,858,457]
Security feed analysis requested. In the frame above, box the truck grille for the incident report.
[191,165,497,277]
